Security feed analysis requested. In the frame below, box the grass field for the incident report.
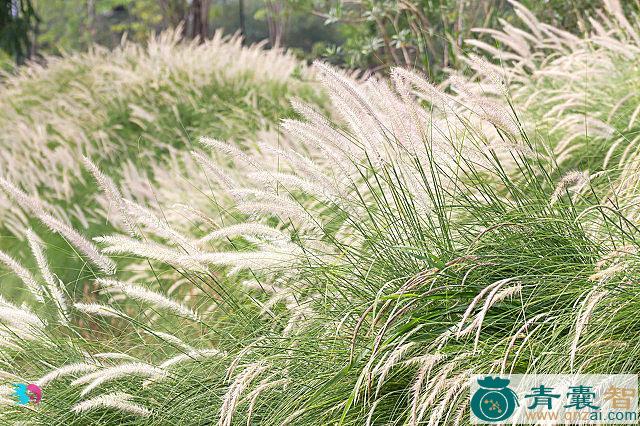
[1,1,640,425]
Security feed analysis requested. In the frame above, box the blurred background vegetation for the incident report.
[1,0,636,76]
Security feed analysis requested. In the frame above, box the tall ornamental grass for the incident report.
[1,1,640,424]
[0,29,320,297]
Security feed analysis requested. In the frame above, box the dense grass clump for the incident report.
[1,1,640,425]
[0,29,321,296]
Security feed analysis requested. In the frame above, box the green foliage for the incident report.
[31,0,343,63]
[35,0,168,53]
[0,0,38,63]
[311,0,508,73]
[520,0,625,32]
[311,0,637,74]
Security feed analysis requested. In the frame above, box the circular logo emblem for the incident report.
[471,376,518,422]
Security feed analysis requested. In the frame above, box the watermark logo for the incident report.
[470,374,638,424]
[471,376,519,422]
[13,383,42,405]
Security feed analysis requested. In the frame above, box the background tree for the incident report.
[10,0,619,77]
[0,0,39,64]
[310,0,509,74]
[264,0,286,46]
[188,0,211,41]
[311,0,622,75]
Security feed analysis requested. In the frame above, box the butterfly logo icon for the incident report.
[13,383,42,405]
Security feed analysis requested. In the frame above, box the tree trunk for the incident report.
[29,9,38,59]
[87,0,96,42]
[238,0,245,39]
[265,0,285,47]
[189,0,210,42]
